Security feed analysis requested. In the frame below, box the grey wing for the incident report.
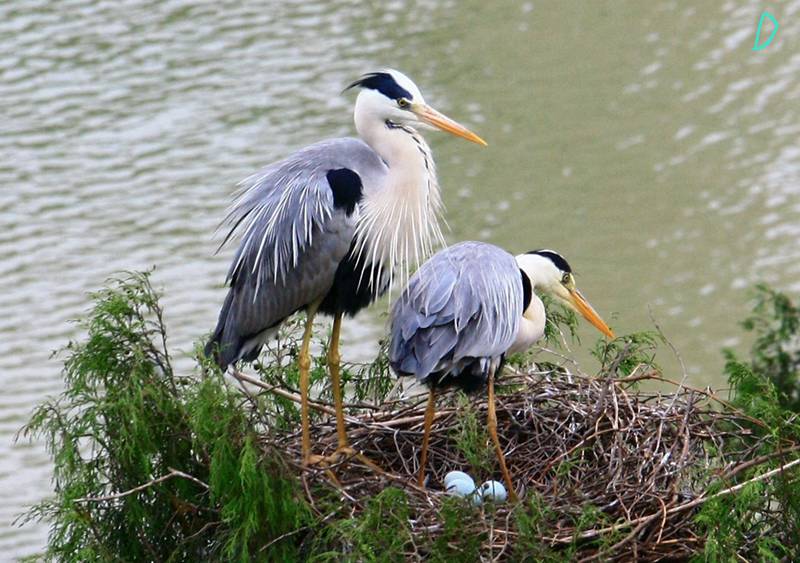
[207,138,386,369]
[220,137,385,291]
[388,241,523,381]
[212,217,353,365]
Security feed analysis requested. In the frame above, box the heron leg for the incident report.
[417,387,436,487]
[300,303,319,465]
[306,312,385,476]
[487,369,518,502]
[327,312,348,450]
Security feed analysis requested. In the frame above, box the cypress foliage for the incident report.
[694,285,800,561]
[21,272,310,561]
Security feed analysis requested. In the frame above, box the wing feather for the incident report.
[207,137,387,369]
[389,241,523,381]
[218,137,385,291]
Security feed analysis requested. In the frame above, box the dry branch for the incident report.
[75,468,209,504]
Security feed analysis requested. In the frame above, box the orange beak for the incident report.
[413,103,488,146]
[568,289,615,339]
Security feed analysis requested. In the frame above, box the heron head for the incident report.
[345,69,487,146]
[515,250,615,339]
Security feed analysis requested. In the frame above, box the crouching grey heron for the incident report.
[388,242,614,500]
[205,70,486,466]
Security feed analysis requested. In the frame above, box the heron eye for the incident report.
[397,98,411,108]
[562,273,571,285]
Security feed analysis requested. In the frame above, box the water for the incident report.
[2,0,798,556]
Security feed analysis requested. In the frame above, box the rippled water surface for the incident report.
[2,0,799,556]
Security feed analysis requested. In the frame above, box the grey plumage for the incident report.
[222,138,386,287]
[207,138,388,369]
[388,241,523,388]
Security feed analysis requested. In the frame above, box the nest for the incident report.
[234,367,793,561]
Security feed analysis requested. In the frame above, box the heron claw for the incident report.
[305,447,386,476]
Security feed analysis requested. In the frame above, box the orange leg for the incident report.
[299,304,319,465]
[307,313,385,476]
[417,387,436,487]
[327,313,348,449]
[487,369,518,502]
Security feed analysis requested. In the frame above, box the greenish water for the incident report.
[1,0,798,556]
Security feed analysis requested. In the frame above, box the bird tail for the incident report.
[204,289,240,371]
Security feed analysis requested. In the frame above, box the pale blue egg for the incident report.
[444,471,475,490]
[446,478,476,498]
[480,480,508,502]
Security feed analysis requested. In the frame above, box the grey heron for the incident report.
[205,69,486,466]
[388,242,614,500]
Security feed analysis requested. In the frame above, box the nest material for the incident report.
[241,368,787,561]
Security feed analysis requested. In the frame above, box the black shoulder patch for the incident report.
[520,268,532,313]
[326,168,363,216]
[527,249,572,273]
[345,72,413,101]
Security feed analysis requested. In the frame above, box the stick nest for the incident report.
[248,366,786,562]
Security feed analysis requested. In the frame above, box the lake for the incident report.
[1,0,798,556]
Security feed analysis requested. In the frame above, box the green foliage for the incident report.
[704,356,800,558]
[696,471,799,562]
[427,497,485,562]
[541,295,580,347]
[512,493,562,561]
[252,322,394,415]
[591,331,661,376]
[740,284,800,412]
[512,498,620,561]
[694,285,800,561]
[250,317,326,431]
[310,487,412,562]
[190,381,310,562]
[695,480,777,561]
[723,352,786,428]
[451,394,492,476]
[574,504,621,557]
[345,340,395,405]
[21,272,311,562]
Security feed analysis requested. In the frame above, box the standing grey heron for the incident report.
[388,242,614,500]
[205,69,486,466]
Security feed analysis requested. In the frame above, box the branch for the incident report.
[233,369,454,431]
[232,369,382,411]
[74,468,208,503]
[232,370,338,417]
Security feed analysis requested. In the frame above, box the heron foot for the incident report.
[305,446,386,476]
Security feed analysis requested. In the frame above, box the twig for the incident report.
[619,372,770,430]
[648,307,689,411]
[546,457,800,544]
[75,468,208,503]
[720,444,800,481]
[232,370,338,417]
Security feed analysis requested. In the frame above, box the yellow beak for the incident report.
[568,289,615,339]
[412,103,487,146]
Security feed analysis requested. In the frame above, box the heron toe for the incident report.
[306,446,386,476]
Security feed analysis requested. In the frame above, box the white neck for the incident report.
[352,112,445,290]
[509,295,546,354]
[509,254,565,354]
